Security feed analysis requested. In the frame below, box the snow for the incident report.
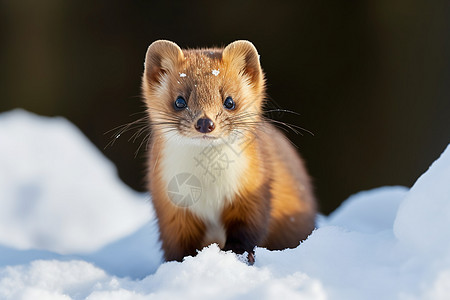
[327,186,407,233]
[394,146,450,255]
[0,110,151,255]
[1,109,450,300]
[212,69,220,76]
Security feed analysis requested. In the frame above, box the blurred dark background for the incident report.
[1,0,449,214]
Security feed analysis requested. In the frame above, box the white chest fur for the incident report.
[161,135,248,219]
[160,134,249,246]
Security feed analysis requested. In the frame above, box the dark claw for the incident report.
[247,251,255,265]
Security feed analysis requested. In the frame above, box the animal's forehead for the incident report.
[180,50,224,80]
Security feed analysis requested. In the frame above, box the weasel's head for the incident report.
[142,40,265,145]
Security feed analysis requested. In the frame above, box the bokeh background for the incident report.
[1,0,449,214]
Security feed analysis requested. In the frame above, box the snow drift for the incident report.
[0,109,449,299]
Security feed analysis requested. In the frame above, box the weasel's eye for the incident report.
[223,96,236,110]
[174,96,187,111]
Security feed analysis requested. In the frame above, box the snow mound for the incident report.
[0,109,450,299]
[0,260,108,300]
[394,144,450,256]
[0,109,151,254]
[327,186,408,233]
[0,246,326,300]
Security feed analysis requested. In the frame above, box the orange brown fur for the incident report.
[142,40,316,262]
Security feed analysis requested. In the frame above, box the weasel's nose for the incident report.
[195,118,215,133]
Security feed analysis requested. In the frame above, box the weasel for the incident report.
[142,40,316,263]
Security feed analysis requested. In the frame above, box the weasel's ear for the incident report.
[222,40,263,84]
[144,40,184,85]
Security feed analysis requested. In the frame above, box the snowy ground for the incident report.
[0,109,449,300]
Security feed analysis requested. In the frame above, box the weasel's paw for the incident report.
[236,250,255,265]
